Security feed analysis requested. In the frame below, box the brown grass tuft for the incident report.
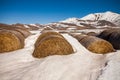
[0,30,25,53]
[33,32,74,58]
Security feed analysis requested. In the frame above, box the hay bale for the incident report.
[41,26,56,33]
[41,30,56,33]
[9,30,25,48]
[69,33,87,42]
[86,32,98,36]
[33,32,74,58]
[0,25,31,38]
[0,29,25,47]
[98,29,120,49]
[35,31,64,47]
[97,30,111,40]
[74,34,115,54]
[14,28,31,38]
[0,30,25,53]
[12,23,27,29]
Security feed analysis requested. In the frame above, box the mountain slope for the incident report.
[52,11,119,29]
[81,11,120,26]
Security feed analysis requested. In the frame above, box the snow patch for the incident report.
[0,31,120,80]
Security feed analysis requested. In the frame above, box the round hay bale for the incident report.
[69,33,87,42]
[0,30,25,53]
[14,28,31,38]
[0,25,31,38]
[12,23,27,29]
[0,29,25,47]
[76,35,115,54]
[9,30,25,48]
[86,32,98,36]
[97,29,111,40]
[35,31,64,47]
[41,30,56,33]
[108,31,120,49]
[98,29,120,49]
[33,35,74,58]
[74,35,87,42]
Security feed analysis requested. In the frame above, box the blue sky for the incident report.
[0,0,120,24]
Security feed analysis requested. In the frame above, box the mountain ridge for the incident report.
[55,11,120,29]
[81,11,120,25]
[1,11,120,30]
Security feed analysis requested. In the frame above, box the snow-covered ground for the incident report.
[0,31,120,80]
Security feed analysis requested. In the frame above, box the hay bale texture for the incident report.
[33,31,74,58]
[0,23,31,53]
[35,31,64,47]
[71,34,115,54]
[97,29,120,49]
[41,26,55,33]
[14,28,31,38]
[0,30,25,53]
[86,32,98,36]
[1,27,31,38]
[0,24,31,38]
[69,33,87,42]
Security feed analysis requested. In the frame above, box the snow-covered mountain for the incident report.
[52,11,120,29]
[1,11,119,31]
[81,11,120,26]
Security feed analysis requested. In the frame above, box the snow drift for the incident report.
[0,31,120,80]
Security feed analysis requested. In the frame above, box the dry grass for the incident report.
[98,29,120,49]
[0,30,24,53]
[33,32,74,58]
